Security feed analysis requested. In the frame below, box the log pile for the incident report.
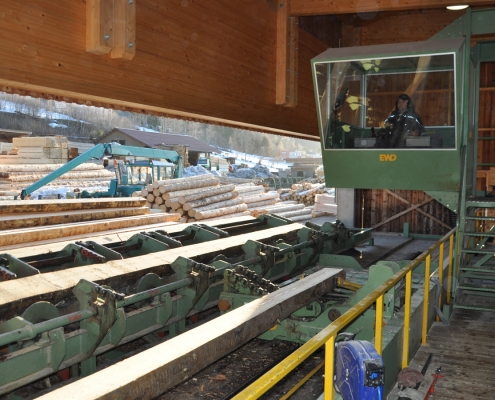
[242,185,315,221]
[139,175,252,223]
[0,198,180,247]
[0,162,115,199]
[279,183,329,206]
[249,176,335,221]
[140,176,335,224]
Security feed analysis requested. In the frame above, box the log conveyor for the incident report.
[0,213,382,399]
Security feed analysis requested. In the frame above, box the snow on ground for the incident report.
[0,101,89,124]
[218,148,291,173]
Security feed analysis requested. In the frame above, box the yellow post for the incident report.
[436,243,444,321]
[324,335,336,400]
[422,254,431,345]
[375,294,384,356]
[402,270,412,368]
[447,234,454,304]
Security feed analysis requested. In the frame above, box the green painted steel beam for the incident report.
[425,190,459,213]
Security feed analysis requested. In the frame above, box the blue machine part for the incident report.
[335,340,385,400]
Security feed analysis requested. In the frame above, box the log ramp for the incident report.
[0,198,181,247]
[38,268,344,400]
[0,222,302,320]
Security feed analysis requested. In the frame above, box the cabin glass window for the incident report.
[314,53,456,150]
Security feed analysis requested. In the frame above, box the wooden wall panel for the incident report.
[342,10,460,46]
[356,189,453,235]
[366,71,455,127]
[0,1,328,139]
[477,62,495,191]
[299,15,342,48]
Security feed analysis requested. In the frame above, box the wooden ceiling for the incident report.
[291,0,495,15]
[0,1,492,141]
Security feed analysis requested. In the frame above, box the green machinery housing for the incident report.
[311,8,495,198]
[311,38,464,192]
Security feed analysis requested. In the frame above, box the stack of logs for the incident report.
[137,175,327,223]
[279,183,330,207]
[138,175,249,223]
[0,163,114,199]
[241,186,318,221]
[0,198,180,248]
[249,200,314,221]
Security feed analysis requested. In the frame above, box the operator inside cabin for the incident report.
[316,51,456,151]
[376,93,426,148]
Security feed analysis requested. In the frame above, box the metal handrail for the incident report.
[233,227,456,400]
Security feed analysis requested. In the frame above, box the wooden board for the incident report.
[37,268,345,400]
[0,198,146,214]
[405,309,495,400]
[0,223,302,319]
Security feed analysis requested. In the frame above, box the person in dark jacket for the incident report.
[383,93,425,148]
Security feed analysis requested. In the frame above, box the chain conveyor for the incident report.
[0,216,372,398]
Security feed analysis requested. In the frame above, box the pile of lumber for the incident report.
[0,142,13,155]
[312,193,337,217]
[279,183,329,206]
[0,198,180,247]
[0,162,115,199]
[210,155,230,172]
[0,136,69,164]
[0,136,95,164]
[139,175,251,223]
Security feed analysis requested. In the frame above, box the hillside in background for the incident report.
[0,93,321,159]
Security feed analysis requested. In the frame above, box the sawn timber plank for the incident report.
[37,268,344,400]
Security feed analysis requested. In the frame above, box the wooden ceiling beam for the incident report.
[276,0,299,107]
[290,0,495,16]
[87,0,136,60]
[111,0,136,60]
[86,0,113,55]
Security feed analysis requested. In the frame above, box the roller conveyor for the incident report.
[0,216,373,398]
[0,215,291,281]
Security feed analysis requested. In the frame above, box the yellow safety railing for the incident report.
[232,227,457,400]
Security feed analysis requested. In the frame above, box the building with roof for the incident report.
[95,128,218,166]
[0,128,31,143]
